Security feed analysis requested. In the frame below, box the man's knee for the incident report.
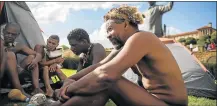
[7,52,16,60]
[21,55,35,67]
[26,55,35,61]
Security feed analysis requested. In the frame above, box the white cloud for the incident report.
[166,26,182,35]
[26,1,154,48]
[26,2,141,24]
[90,23,113,48]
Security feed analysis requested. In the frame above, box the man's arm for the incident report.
[65,32,156,95]
[18,44,42,62]
[0,39,6,79]
[40,57,61,66]
[158,2,174,14]
[67,48,121,81]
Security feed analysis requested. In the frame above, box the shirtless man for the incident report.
[35,35,67,97]
[52,5,187,106]
[2,22,43,96]
[67,28,106,72]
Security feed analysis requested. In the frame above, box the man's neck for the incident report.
[122,29,139,43]
[83,43,92,54]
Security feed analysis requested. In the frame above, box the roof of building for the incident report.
[197,26,212,30]
[167,30,198,38]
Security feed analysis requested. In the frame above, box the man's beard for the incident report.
[109,37,124,50]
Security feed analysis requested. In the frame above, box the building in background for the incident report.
[166,22,216,41]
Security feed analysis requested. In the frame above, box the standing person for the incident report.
[190,43,193,51]
[204,42,208,51]
[143,1,174,37]
[210,42,216,50]
[51,5,187,106]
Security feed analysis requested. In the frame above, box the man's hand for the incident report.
[49,63,57,72]
[55,58,64,64]
[59,85,71,103]
[54,79,75,102]
[28,59,37,70]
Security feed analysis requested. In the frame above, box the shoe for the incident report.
[29,93,47,105]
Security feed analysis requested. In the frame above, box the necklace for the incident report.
[82,43,93,66]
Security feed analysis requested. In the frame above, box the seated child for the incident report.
[35,35,67,97]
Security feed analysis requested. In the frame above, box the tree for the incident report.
[185,37,197,45]
[61,45,69,50]
[178,38,186,43]
[211,31,216,43]
[197,35,210,46]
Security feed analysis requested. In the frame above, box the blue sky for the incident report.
[26,2,216,48]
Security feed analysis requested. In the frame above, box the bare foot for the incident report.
[31,88,44,96]
[46,89,54,98]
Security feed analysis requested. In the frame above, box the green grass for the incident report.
[105,96,216,106]
[188,96,216,106]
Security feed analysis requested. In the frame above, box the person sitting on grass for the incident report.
[51,5,188,106]
[35,35,67,98]
[67,28,106,72]
[0,38,7,89]
[2,22,43,97]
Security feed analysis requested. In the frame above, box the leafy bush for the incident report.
[211,31,216,43]
[61,45,69,50]
[178,38,186,43]
[185,37,197,45]
[197,35,210,46]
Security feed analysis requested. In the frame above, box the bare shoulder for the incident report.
[125,31,160,46]
[93,43,105,50]
[92,43,105,53]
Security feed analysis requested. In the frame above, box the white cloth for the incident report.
[190,44,193,49]
[44,47,63,59]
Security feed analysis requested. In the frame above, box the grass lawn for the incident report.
[105,96,216,106]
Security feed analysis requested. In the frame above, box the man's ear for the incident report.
[81,39,88,44]
[124,21,129,29]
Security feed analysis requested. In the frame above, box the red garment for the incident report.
[210,43,216,50]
